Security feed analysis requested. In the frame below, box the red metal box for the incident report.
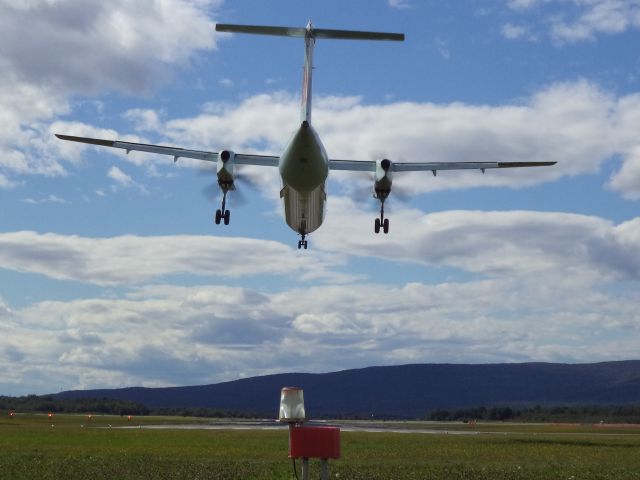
[289,425,341,459]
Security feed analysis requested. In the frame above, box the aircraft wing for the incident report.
[54,134,280,166]
[329,159,556,173]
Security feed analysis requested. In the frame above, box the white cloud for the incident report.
[1,207,639,393]
[315,199,640,283]
[107,166,148,194]
[507,0,548,10]
[0,0,221,94]
[0,72,70,181]
[2,269,639,394]
[607,146,640,199]
[124,109,163,132]
[501,22,536,40]
[0,173,20,189]
[22,194,69,205]
[0,231,352,286]
[388,0,411,9]
[108,166,135,187]
[505,0,640,42]
[0,0,222,186]
[125,81,640,199]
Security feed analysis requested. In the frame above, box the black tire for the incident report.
[383,218,389,234]
[223,210,230,225]
[215,209,222,224]
[375,218,381,234]
[297,241,302,249]
[303,241,308,250]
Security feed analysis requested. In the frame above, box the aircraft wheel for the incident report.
[215,209,222,225]
[383,218,389,234]
[223,210,230,225]
[297,241,302,249]
[303,241,308,250]
[375,218,381,234]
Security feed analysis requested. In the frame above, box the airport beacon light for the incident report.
[279,387,340,480]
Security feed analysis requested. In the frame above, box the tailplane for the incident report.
[215,24,404,41]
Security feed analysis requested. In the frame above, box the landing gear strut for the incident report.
[374,199,389,234]
[298,233,308,250]
[214,186,231,225]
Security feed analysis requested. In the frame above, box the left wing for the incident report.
[55,134,280,166]
[329,159,556,174]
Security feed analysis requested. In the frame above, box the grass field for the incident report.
[2,414,640,479]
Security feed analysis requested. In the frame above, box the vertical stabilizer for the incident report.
[301,21,315,124]
[215,22,404,125]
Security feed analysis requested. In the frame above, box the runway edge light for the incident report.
[279,386,340,480]
[279,386,306,423]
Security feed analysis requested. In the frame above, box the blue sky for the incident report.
[1,0,640,395]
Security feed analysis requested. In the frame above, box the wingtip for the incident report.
[54,134,115,147]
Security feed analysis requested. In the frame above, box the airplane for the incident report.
[56,21,556,250]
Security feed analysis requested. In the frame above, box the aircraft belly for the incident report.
[281,184,326,235]
[279,124,328,193]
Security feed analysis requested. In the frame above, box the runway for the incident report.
[118,421,480,435]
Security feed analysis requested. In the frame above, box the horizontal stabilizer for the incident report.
[314,28,404,41]
[216,23,404,41]
[216,24,307,37]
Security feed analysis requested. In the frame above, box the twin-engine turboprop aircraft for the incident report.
[57,22,556,249]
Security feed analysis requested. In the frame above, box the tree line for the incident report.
[1,395,149,416]
[3,395,640,422]
[427,404,640,423]
[0,395,266,418]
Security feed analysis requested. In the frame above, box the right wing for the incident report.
[54,134,280,167]
[329,159,556,174]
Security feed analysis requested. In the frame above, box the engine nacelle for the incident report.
[217,150,236,190]
[374,158,393,200]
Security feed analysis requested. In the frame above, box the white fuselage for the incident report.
[276,24,330,237]
[278,122,329,235]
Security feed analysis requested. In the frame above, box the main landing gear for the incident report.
[214,186,231,225]
[374,200,389,234]
[298,233,308,250]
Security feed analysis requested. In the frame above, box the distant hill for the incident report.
[55,361,640,418]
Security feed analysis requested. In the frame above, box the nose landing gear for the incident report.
[374,198,389,234]
[214,184,231,226]
[298,233,308,250]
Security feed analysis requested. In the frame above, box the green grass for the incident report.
[1,414,640,479]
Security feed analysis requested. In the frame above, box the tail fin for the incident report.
[215,23,404,123]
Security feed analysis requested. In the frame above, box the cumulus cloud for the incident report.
[505,0,640,42]
[108,166,136,188]
[102,81,640,199]
[1,206,640,393]
[124,109,164,133]
[2,270,639,394]
[316,198,640,283]
[2,211,639,288]
[607,146,640,199]
[0,231,353,285]
[0,0,220,94]
[0,0,222,187]
[107,166,149,193]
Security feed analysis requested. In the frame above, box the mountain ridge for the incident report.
[54,361,640,417]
